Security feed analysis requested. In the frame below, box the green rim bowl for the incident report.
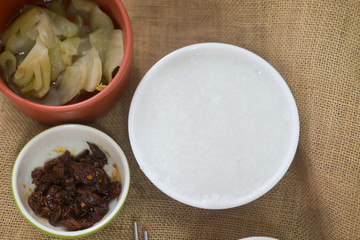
[11,124,130,238]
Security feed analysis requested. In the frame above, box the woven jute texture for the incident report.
[0,0,359,239]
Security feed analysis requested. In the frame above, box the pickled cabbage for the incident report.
[13,40,51,98]
[43,9,79,39]
[1,7,42,46]
[0,0,124,105]
[89,29,124,83]
[5,33,35,55]
[0,51,17,78]
[74,47,102,92]
[47,0,66,17]
[56,47,102,104]
[2,7,57,50]
[89,28,112,62]
[57,63,87,104]
[71,0,97,13]
[49,38,66,81]
[90,6,114,31]
[36,13,57,49]
[59,37,81,65]
[104,30,124,82]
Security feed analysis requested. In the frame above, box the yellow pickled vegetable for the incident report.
[90,6,114,31]
[89,28,124,83]
[2,7,57,50]
[13,40,51,98]
[57,63,87,105]
[43,9,79,39]
[1,7,42,46]
[0,51,17,78]
[56,47,102,104]
[47,0,66,17]
[59,37,81,65]
[74,47,102,92]
[71,0,97,12]
[0,0,124,105]
[36,13,57,49]
[89,28,112,62]
[104,30,124,82]
[49,38,66,81]
[5,34,35,55]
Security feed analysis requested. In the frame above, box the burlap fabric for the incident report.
[0,0,359,239]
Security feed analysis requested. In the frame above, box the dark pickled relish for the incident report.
[28,142,122,231]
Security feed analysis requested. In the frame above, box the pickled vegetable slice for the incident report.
[104,30,124,82]
[5,33,35,55]
[57,63,87,104]
[89,29,124,83]
[47,0,66,17]
[13,40,51,98]
[1,7,42,46]
[74,47,102,92]
[59,37,81,65]
[48,38,66,81]
[43,9,79,39]
[90,6,114,31]
[0,51,17,78]
[89,28,112,63]
[71,0,97,12]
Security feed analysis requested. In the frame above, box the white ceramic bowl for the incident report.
[12,124,130,238]
[129,43,299,209]
[240,237,278,240]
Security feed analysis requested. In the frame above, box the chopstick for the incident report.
[134,221,149,240]
[134,222,139,240]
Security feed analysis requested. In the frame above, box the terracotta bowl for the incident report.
[0,0,133,125]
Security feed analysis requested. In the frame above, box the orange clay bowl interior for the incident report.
[0,0,133,125]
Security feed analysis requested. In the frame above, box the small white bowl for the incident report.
[12,124,130,238]
[129,43,299,209]
[240,237,278,240]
